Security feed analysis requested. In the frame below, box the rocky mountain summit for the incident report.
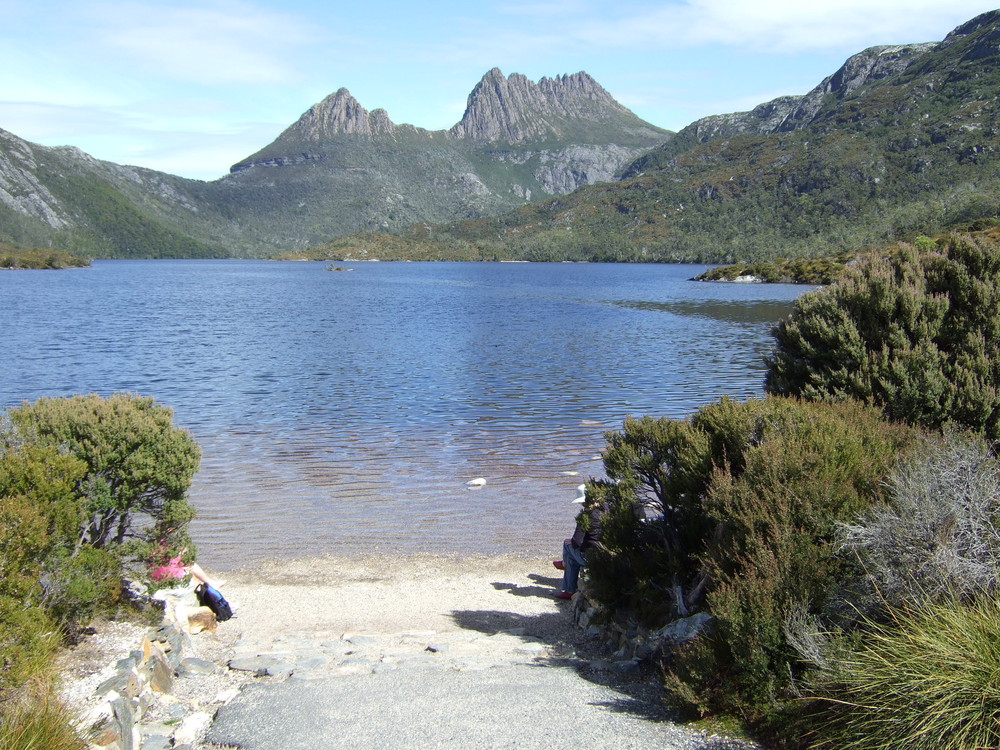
[0,68,669,256]
[426,10,1000,264]
[230,67,668,199]
[213,68,671,250]
[449,69,653,143]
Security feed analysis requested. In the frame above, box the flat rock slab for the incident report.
[207,663,733,750]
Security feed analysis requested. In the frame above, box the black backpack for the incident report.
[195,583,234,621]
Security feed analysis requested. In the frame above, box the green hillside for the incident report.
[381,11,1000,264]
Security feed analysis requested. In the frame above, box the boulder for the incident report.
[186,606,218,634]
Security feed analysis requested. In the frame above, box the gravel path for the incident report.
[61,553,758,749]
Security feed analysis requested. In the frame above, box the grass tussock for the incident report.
[0,682,84,750]
[809,595,1000,750]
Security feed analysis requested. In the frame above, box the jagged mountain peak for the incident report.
[449,68,638,143]
[288,87,396,140]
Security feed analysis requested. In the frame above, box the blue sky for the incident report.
[1,0,996,181]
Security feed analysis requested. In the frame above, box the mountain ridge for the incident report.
[3,10,1000,260]
[0,68,670,256]
[390,10,1000,264]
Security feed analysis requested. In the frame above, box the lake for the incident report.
[0,260,806,569]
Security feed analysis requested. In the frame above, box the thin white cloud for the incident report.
[87,0,317,85]
[565,0,994,53]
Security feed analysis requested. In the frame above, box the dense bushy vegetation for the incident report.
[588,230,1000,747]
[800,430,1000,750]
[587,399,918,725]
[766,233,1000,439]
[0,394,200,745]
[691,253,855,285]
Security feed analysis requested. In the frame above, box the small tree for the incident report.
[6,393,201,550]
[765,234,1000,439]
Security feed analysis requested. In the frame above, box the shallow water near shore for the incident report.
[1,260,806,569]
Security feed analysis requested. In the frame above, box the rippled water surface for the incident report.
[1,260,806,568]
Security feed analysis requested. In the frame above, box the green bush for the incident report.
[7,392,201,549]
[587,396,919,726]
[0,598,59,701]
[766,233,1000,439]
[40,546,122,636]
[0,393,203,742]
[807,595,1000,750]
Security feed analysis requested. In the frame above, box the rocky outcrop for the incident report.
[0,129,71,228]
[530,144,644,193]
[230,89,401,172]
[685,42,937,143]
[449,68,652,143]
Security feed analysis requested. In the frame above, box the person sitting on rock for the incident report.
[552,484,604,600]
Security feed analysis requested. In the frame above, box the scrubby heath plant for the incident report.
[840,429,1000,608]
[765,233,1000,439]
[0,393,202,741]
[780,430,1000,750]
[585,396,920,730]
[0,244,90,270]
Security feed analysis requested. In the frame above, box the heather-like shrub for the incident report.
[6,392,201,549]
[687,399,915,721]
[588,396,919,726]
[0,597,59,701]
[586,415,711,621]
[0,393,202,740]
[765,234,1000,438]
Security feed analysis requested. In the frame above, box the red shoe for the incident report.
[552,559,565,571]
[554,591,573,600]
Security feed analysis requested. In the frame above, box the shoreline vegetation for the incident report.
[0,244,90,270]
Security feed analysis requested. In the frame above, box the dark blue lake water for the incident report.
[1,260,806,568]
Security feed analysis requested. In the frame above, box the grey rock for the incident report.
[165,702,189,720]
[110,696,135,750]
[293,656,328,671]
[654,612,714,646]
[139,652,174,694]
[343,634,379,648]
[178,657,218,677]
[228,656,295,678]
[97,670,140,699]
[138,734,171,750]
[115,655,139,671]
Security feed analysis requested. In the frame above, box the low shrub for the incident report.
[0,598,60,702]
[839,428,1000,608]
